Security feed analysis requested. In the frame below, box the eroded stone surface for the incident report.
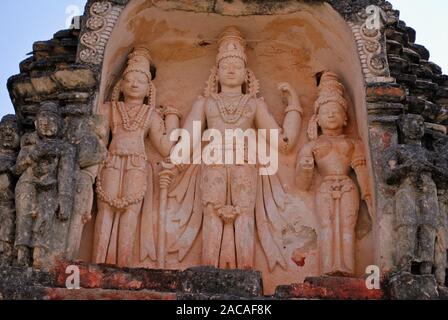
[387,272,440,300]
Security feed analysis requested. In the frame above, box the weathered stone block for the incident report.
[408,62,433,79]
[402,47,421,64]
[410,43,430,61]
[45,288,177,300]
[0,267,55,300]
[10,78,38,100]
[30,76,59,96]
[388,54,409,73]
[387,272,439,300]
[405,26,416,44]
[182,267,263,298]
[391,72,417,86]
[386,40,403,55]
[33,40,53,53]
[366,83,406,103]
[275,276,384,300]
[53,262,183,292]
[52,68,96,90]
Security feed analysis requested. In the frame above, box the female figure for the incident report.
[296,71,373,276]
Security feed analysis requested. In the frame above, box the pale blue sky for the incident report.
[0,0,447,118]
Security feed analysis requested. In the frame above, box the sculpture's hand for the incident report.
[31,143,58,161]
[364,194,375,221]
[57,194,72,221]
[81,186,95,224]
[82,213,92,224]
[278,82,298,106]
[159,161,176,190]
[409,161,423,174]
[422,160,437,172]
[10,165,19,176]
[175,163,187,173]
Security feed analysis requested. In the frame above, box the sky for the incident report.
[0,0,447,118]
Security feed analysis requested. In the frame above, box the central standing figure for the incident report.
[168,27,303,270]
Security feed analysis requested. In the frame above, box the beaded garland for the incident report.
[116,101,150,132]
[212,93,251,124]
[96,174,147,209]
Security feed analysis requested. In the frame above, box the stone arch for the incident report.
[75,0,384,293]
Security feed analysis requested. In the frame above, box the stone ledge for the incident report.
[386,272,440,300]
[366,83,407,103]
[2,264,447,300]
[53,261,183,292]
[275,276,385,300]
[53,262,263,298]
[45,288,177,301]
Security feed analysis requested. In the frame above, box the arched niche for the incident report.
[79,0,377,295]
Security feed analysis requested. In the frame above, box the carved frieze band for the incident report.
[349,21,393,83]
[78,1,124,65]
[348,7,395,84]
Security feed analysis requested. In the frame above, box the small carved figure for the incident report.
[296,71,373,276]
[431,132,448,285]
[92,47,180,267]
[14,132,38,266]
[65,116,107,260]
[385,114,443,277]
[0,115,20,266]
[15,103,76,268]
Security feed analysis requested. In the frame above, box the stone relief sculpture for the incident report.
[296,71,373,276]
[385,114,445,278]
[92,47,180,267]
[14,132,39,266]
[66,116,107,260]
[14,103,76,268]
[0,115,20,266]
[433,132,448,285]
[3,0,448,301]
[167,27,303,271]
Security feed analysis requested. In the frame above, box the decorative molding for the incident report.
[78,1,124,65]
[348,7,395,84]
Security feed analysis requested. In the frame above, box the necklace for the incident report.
[116,102,149,132]
[213,93,251,124]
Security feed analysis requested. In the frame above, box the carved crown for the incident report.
[216,26,247,65]
[123,46,152,82]
[314,71,348,113]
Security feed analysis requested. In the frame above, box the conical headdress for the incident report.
[123,46,152,82]
[112,46,156,107]
[308,71,348,140]
[216,26,247,65]
[313,71,347,113]
[204,27,259,97]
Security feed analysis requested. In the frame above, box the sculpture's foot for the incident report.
[0,255,8,267]
[396,257,413,273]
[32,247,45,269]
[323,265,354,277]
[420,262,433,275]
[0,242,14,266]
[16,246,32,267]
[324,270,354,277]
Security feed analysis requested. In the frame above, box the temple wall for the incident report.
[1,0,447,299]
